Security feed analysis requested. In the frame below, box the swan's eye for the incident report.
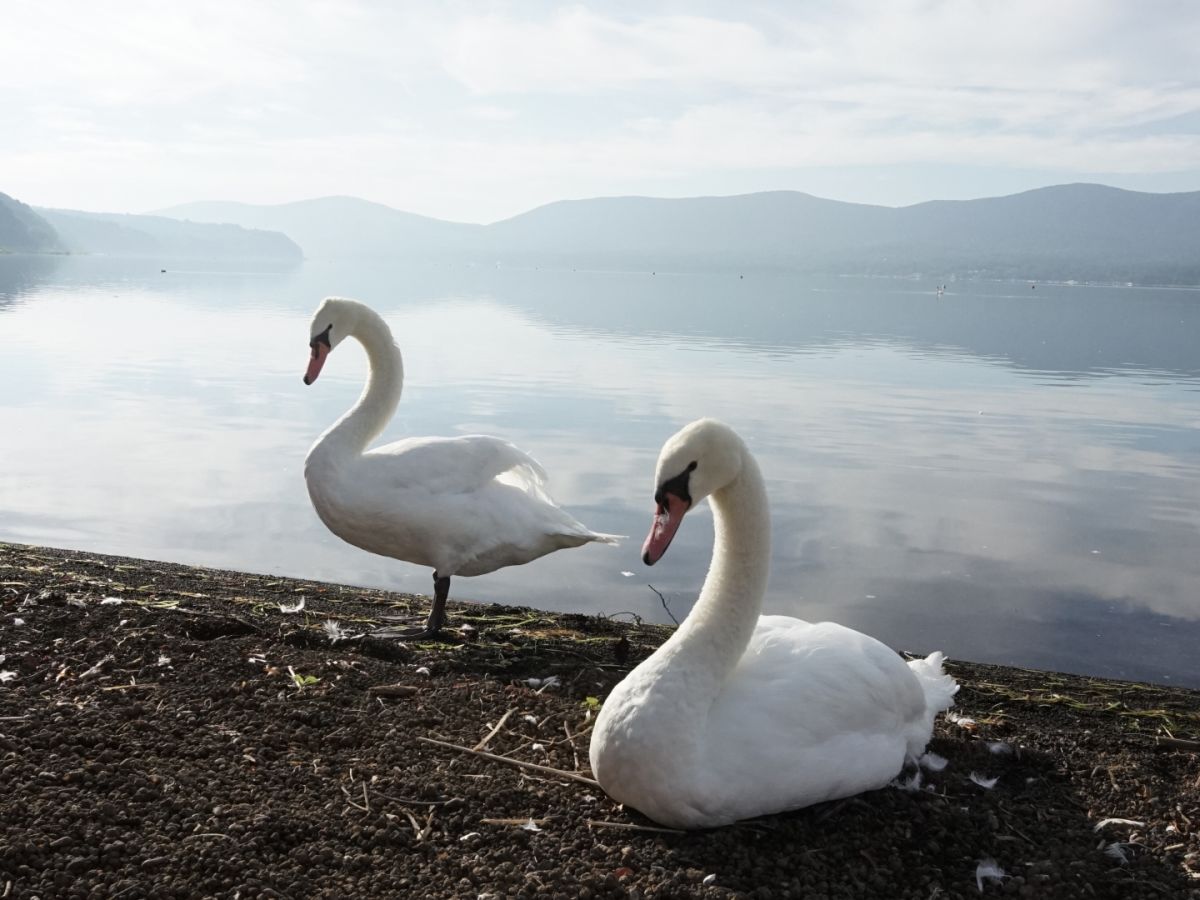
[687,461,698,471]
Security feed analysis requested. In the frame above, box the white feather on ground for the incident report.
[1093,817,1145,831]
[919,751,949,772]
[1103,842,1132,864]
[975,858,1006,892]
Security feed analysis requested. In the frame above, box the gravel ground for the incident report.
[1,540,1198,899]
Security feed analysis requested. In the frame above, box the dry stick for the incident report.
[472,708,517,752]
[418,736,600,788]
[563,721,580,771]
[999,815,1038,846]
[1155,736,1200,752]
[373,791,462,807]
[647,584,678,625]
[587,819,685,835]
[100,683,158,692]
[402,809,425,840]
[400,811,434,844]
[340,784,368,814]
[481,817,550,827]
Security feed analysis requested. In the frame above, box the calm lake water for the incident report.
[3,254,1199,687]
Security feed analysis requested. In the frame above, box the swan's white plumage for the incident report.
[303,297,616,585]
[589,419,957,829]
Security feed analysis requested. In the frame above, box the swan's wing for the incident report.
[688,618,931,820]
[715,618,927,746]
[367,434,552,499]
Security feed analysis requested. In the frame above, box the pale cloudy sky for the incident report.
[3,1,1199,222]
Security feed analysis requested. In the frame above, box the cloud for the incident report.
[442,7,788,94]
[2,2,1199,219]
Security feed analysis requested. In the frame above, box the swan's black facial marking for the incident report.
[655,461,696,508]
[310,324,332,357]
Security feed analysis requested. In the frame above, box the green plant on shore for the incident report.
[287,666,320,689]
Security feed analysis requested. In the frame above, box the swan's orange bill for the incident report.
[642,493,689,566]
[304,342,330,385]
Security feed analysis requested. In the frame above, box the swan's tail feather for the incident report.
[588,532,624,545]
[555,526,624,547]
[904,651,959,760]
[908,651,959,716]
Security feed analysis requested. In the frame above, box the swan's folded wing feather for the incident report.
[366,434,552,498]
[718,618,927,741]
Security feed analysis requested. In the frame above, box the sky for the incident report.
[3,1,1200,223]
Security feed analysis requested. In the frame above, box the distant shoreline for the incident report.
[3,250,1199,290]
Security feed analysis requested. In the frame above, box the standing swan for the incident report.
[590,419,957,828]
[302,297,618,638]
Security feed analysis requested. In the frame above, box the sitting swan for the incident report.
[302,297,618,638]
[589,419,957,828]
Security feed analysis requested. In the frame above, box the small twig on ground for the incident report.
[586,819,684,835]
[473,708,516,751]
[99,683,157,692]
[481,817,550,827]
[401,808,435,841]
[647,585,678,626]
[418,736,600,787]
[340,783,368,813]
[79,654,115,680]
[563,721,580,771]
[999,816,1038,845]
[367,683,419,698]
[373,792,461,807]
[183,833,234,841]
[1155,736,1200,752]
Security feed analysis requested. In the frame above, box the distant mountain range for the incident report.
[155,196,480,261]
[0,191,302,261]
[36,207,302,262]
[0,192,65,254]
[6,184,1198,282]
[157,184,1200,284]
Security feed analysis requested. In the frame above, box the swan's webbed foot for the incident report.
[370,624,450,641]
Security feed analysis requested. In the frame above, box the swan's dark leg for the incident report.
[369,572,452,641]
[426,574,450,634]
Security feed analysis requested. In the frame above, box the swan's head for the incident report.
[303,297,360,385]
[643,418,745,565]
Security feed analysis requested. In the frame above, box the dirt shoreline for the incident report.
[1,540,1198,899]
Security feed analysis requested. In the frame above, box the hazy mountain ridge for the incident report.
[37,208,303,262]
[0,192,64,254]
[157,184,1200,283]
[154,196,481,261]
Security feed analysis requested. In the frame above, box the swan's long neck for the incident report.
[312,309,404,460]
[666,447,771,695]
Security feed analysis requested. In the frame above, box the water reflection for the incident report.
[2,255,1198,687]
